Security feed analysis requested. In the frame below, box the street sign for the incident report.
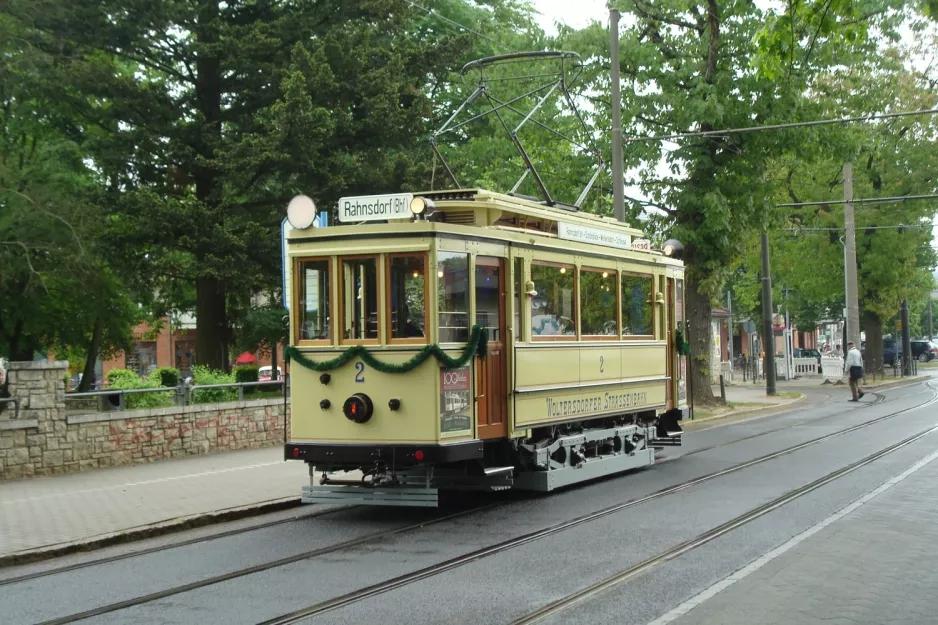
[337,193,413,223]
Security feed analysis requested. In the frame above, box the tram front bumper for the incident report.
[284,440,484,467]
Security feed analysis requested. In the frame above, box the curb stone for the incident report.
[0,497,301,569]
[682,394,806,432]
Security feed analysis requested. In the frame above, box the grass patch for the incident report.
[777,391,801,399]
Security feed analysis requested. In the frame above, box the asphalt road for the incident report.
[1,380,936,625]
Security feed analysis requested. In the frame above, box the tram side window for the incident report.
[621,273,653,337]
[438,252,470,343]
[297,259,330,342]
[580,269,617,336]
[342,257,379,341]
[389,255,427,340]
[530,263,576,338]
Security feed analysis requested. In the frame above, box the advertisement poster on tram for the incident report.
[440,367,471,433]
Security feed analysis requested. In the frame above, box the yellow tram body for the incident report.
[284,189,688,506]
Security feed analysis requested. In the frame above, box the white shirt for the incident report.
[845,348,863,369]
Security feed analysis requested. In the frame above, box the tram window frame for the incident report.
[620,271,655,339]
[293,257,333,346]
[385,253,430,345]
[437,251,471,344]
[530,261,578,341]
[338,255,381,345]
[579,266,618,339]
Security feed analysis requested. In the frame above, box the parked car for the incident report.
[911,340,938,362]
[258,366,283,382]
[861,339,898,367]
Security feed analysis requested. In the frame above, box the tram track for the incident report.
[664,390,886,462]
[0,388,895,587]
[512,402,938,624]
[248,384,938,625]
[19,382,934,625]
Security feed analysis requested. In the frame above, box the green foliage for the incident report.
[233,365,259,395]
[189,365,237,405]
[234,307,286,358]
[153,367,180,388]
[4,0,524,370]
[106,369,174,409]
[233,366,259,384]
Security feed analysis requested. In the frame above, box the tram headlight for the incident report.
[410,196,435,218]
[286,195,317,230]
[662,239,684,259]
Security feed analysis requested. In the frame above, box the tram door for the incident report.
[475,256,508,439]
[666,278,675,409]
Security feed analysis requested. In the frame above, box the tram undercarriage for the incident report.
[297,410,684,507]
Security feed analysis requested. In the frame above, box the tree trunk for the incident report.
[195,276,229,372]
[192,4,227,371]
[686,275,717,405]
[862,309,883,373]
[78,318,104,392]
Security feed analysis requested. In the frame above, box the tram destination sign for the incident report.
[557,222,632,250]
[338,193,414,223]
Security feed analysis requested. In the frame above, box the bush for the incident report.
[234,365,259,395]
[190,365,237,404]
[153,367,180,387]
[106,368,174,409]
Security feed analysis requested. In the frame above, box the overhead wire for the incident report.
[404,0,509,51]
[623,108,938,143]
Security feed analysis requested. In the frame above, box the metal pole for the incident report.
[844,163,861,351]
[928,293,935,341]
[609,8,625,223]
[727,291,733,372]
[761,232,777,396]
[901,299,912,376]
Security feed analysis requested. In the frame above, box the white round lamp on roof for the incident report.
[287,195,318,230]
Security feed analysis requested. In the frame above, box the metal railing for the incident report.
[65,379,287,413]
[0,396,20,419]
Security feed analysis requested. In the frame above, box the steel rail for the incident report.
[0,504,349,587]
[513,385,938,624]
[33,384,929,625]
[30,504,497,625]
[253,385,937,625]
[668,391,886,462]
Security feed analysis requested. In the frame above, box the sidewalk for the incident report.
[0,447,312,564]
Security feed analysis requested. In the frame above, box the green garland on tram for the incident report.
[285,325,489,374]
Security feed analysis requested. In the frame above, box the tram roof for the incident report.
[415,188,645,236]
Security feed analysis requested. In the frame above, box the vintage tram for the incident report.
[282,188,689,506]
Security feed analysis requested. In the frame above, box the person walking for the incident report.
[845,341,865,401]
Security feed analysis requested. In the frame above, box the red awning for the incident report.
[234,351,256,365]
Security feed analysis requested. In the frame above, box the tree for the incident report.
[0,12,147,382]
[556,1,911,403]
[7,0,530,370]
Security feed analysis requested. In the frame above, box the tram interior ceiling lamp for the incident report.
[287,194,317,230]
[662,239,684,259]
[410,196,436,221]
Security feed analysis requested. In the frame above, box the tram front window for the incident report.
[297,259,330,342]
[342,257,378,341]
[389,255,426,340]
[530,263,576,338]
[438,252,469,343]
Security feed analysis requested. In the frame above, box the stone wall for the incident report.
[0,361,290,481]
